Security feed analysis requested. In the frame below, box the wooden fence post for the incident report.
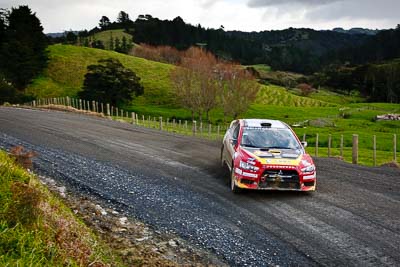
[340,135,344,158]
[315,134,319,157]
[303,133,306,142]
[373,135,377,166]
[142,115,145,125]
[394,134,397,162]
[79,99,82,110]
[193,121,197,136]
[106,104,110,116]
[328,134,332,157]
[208,124,211,138]
[185,120,188,133]
[352,134,358,164]
[159,117,163,130]
[200,122,203,137]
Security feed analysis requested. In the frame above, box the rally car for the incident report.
[221,119,316,193]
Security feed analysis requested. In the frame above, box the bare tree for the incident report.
[171,46,218,122]
[216,63,260,120]
[171,47,260,122]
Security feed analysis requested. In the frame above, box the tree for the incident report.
[117,11,130,24]
[0,9,7,45]
[92,40,105,49]
[0,6,47,90]
[64,31,77,44]
[99,16,110,29]
[297,83,314,96]
[114,37,121,51]
[171,47,218,122]
[217,63,260,120]
[79,58,144,106]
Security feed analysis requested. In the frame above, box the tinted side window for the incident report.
[229,121,238,134]
[232,125,240,140]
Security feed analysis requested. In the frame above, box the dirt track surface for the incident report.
[1,107,399,266]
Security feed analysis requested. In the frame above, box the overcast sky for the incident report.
[1,0,398,33]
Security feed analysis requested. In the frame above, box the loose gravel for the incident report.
[0,133,311,266]
[2,107,399,267]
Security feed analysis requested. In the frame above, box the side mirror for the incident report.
[301,141,308,148]
[230,139,238,146]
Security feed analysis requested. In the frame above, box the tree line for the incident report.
[93,12,400,103]
[0,6,47,104]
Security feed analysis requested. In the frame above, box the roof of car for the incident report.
[242,119,287,129]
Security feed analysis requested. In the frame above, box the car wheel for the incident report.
[231,167,241,194]
[220,145,225,167]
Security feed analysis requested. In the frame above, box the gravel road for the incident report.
[1,107,399,266]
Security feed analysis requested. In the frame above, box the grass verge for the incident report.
[0,149,123,266]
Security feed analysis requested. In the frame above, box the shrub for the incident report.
[297,83,314,96]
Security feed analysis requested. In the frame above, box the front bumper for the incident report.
[233,167,316,191]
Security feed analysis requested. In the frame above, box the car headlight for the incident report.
[239,160,259,171]
[301,165,315,173]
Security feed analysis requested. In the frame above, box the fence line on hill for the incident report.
[25,97,398,166]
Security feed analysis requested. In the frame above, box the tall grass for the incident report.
[0,150,122,266]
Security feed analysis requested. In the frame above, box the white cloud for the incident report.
[0,0,397,33]
[248,0,340,7]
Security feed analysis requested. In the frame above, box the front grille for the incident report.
[304,181,315,187]
[240,179,254,185]
[260,169,300,189]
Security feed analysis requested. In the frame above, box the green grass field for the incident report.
[27,44,175,105]
[28,44,400,165]
[91,29,134,50]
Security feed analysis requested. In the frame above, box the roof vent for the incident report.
[260,122,272,127]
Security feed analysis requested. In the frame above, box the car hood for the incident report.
[241,147,303,166]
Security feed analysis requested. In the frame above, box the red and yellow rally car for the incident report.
[221,119,316,193]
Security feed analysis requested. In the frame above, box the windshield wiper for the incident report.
[261,146,295,150]
[241,144,260,148]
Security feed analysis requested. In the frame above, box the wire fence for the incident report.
[24,97,398,166]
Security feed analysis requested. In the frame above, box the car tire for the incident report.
[220,145,225,167]
[231,167,242,194]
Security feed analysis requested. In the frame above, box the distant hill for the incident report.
[27,44,329,112]
[26,44,175,106]
[332,27,379,36]
[46,31,80,38]
[129,16,372,74]
[127,15,399,74]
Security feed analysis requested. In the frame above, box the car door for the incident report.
[225,122,240,170]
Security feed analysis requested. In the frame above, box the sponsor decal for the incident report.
[242,172,258,178]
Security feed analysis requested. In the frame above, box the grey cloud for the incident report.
[248,0,342,7]
[306,0,400,21]
[200,0,219,8]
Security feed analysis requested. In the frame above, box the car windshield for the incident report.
[241,127,301,150]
